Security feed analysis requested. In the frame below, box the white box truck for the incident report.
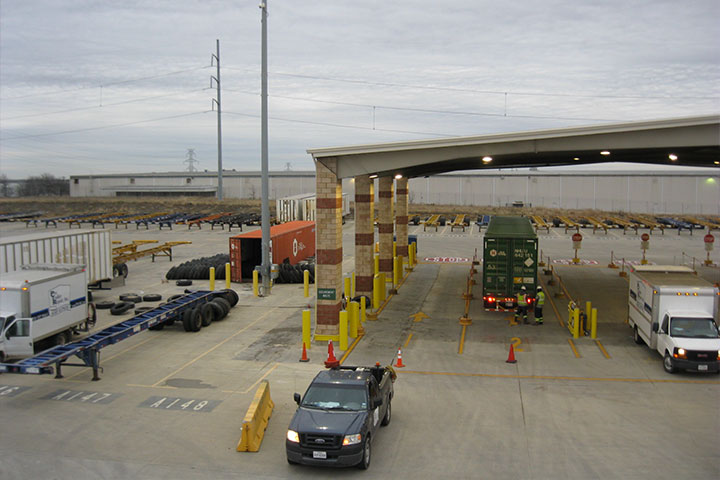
[0,264,94,361]
[628,265,720,374]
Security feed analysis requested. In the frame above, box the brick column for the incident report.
[378,176,394,276]
[354,175,374,298]
[395,177,409,257]
[315,158,343,337]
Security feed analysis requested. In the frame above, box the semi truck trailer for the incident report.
[628,265,720,374]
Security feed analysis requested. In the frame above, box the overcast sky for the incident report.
[1,0,718,178]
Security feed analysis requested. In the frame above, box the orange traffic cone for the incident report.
[324,340,339,368]
[394,348,405,368]
[506,344,517,364]
[299,342,309,362]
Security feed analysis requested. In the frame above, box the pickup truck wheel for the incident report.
[357,436,371,470]
[287,457,298,465]
[633,327,644,345]
[663,352,677,374]
[381,401,391,426]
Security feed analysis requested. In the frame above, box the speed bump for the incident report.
[237,380,274,452]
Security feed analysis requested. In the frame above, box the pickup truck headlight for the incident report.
[286,430,300,443]
[343,433,362,446]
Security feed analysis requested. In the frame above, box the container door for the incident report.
[484,238,511,296]
[512,238,538,291]
[2,317,34,358]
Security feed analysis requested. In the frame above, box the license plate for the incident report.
[313,451,327,459]
[698,364,708,371]
[505,302,513,307]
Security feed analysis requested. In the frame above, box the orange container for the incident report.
[229,221,316,282]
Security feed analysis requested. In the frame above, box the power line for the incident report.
[0,65,211,101]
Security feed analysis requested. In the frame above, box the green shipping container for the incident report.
[482,216,538,310]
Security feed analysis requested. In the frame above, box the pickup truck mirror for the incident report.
[293,393,301,405]
[651,323,659,333]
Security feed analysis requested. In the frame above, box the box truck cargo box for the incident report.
[230,221,316,281]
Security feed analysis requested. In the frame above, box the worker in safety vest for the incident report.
[534,286,545,325]
[514,286,528,324]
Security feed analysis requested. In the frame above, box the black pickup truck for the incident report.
[286,364,395,469]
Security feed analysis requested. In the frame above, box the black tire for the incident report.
[207,300,226,321]
[118,263,129,278]
[176,279,192,286]
[182,309,195,332]
[633,327,644,345]
[110,301,134,315]
[188,307,203,332]
[213,297,232,317]
[663,352,677,374]
[200,303,214,327]
[134,306,153,315]
[54,330,70,346]
[287,458,298,465]
[381,401,391,426]
[143,294,162,302]
[168,294,185,302]
[357,436,371,470]
[351,296,371,309]
[219,288,239,307]
[95,300,115,310]
[119,293,142,304]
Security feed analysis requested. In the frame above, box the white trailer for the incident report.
[276,193,315,223]
[0,229,117,288]
[628,265,720,374]
[0,264,94,361]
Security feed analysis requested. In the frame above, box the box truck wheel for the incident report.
[54,331,70,346]
[663,352,677,374]
[633,327,644,345]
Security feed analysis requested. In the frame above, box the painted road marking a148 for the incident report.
[45,390,120,404]
[0,385,31,398]
[139,396,220,413]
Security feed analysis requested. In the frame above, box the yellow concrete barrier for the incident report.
[209,267,215,290]
[339,310,349,350]
[237,380,274,452]
[225,262,231,289]
[303,269,310,297]
[302,309,311,349]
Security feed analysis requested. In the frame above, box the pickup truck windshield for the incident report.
[301,384,368,411]
[670,317,719,338]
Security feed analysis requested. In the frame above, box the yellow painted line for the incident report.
[543,280,566,327]
[64,335,158,380]
[404,333,414,349]
[338,334,364,365]
[151,306,282,387]
[398,370,720,385]
[568,338,581,358]
[458,325,467,354]
[595,340,611,359]
[127,384,178,390]
[242,363,279,394]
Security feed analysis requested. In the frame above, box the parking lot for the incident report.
[1,219,719,479]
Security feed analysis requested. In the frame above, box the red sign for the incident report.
[704,234,715,243]
[571,233,582,242]
[641,233,650,242]
[422,257,471,263]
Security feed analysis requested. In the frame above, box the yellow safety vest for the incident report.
[536,291,545,306]
[517,292,527,306]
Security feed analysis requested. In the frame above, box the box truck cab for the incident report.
[628,266,720,374]
[0,264,91,362]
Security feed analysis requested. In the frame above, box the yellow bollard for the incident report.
[360,296,366,323]
[379,273,386,301]
[303,269,310,297]
[302,309,311,349]
[225,262,231,289]
[586,301,592,319]
[375,241,379,253]
[393,241,397,258]
[339,310,348,350]
[253,270,259,297]
[209,267,215,290]
[349,301,359,338]
[344,276,351,302]
[590,308,598,339]
[398,255,404,279]
[393,256,400,287]
[572,308,580,339]
[373,274,382,310]
[407,243,415,270]
[374,254,379,275]
[351,272,356,298]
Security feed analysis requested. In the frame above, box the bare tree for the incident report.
[0,174,9,197]
[17,174,69,196]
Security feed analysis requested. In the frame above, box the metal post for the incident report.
[212,39,223,200]
[260,0,271,294]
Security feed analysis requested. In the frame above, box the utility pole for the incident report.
[184,148,199,172]
[260,0,271,295]
[211,40,223,201]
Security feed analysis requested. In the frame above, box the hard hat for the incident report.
[537,286,543,291]
[521,286,526,290]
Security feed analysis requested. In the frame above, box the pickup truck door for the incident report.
[2,317,34,359]
[656,314,673,356]
[368,377,381,432]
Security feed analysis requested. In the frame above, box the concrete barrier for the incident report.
[237,380,274,452]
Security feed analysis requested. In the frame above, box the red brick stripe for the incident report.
[397,246,409,256]
[316,197,342,209]
[317,303,341,325]
[355,194,373,203]
[317,248,343,264]
[356,275,373,292]
[396,188,408,195]
[396,215,408,224]
[355,233,374,245]
[378,224,393,234]
[378,191,393,198]
[378,259,393,271]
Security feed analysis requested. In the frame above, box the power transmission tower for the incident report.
[184,148,199,172]
[211,39,223,200]
[284,162,292,171]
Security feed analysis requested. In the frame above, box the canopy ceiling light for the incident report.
[482,156,493,163]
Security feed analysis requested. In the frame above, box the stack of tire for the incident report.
[165,254,230,281]
[95,293,163,316]
[275,259,315,284]
[150,289,238,332]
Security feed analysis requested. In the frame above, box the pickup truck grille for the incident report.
[688,350,717,362]
[300,433,341,449]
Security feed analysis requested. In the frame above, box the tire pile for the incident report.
[165,254,230,280]
[274,259,315,284]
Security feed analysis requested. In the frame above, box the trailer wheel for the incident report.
[200,303,214,327]
[663,352,677,374]
[189,308,203,332]
[110,301,134,315]
[182,309,194,332]
[143,294,162,302]
[207,300,225,321]
[95,300,115,310]
[212,297,231,317]
[219,288,239,307]
[633,327,644,345]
